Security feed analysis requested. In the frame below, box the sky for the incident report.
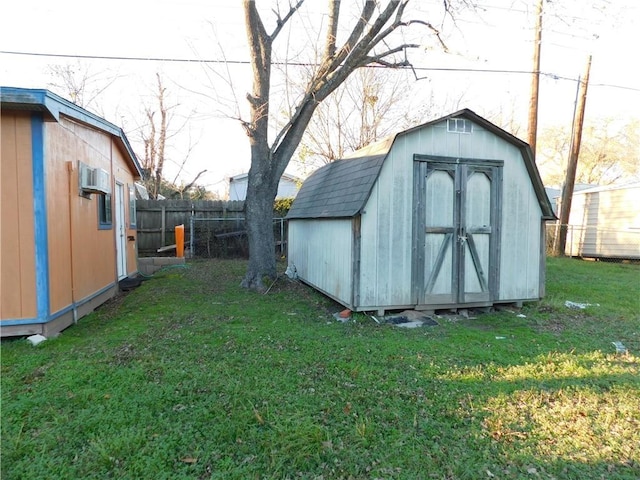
[1,0,638,196]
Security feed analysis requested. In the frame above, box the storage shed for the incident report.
[563,182,640,259]
[286,109,555,315]
[1,87,142,337]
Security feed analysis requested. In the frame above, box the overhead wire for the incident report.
[1,50,637,92]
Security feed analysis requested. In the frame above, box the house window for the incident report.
[98,193,112,229]
[129,184,137,228]
[447,118,472,134]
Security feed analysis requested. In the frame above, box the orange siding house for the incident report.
[1,87,142,337]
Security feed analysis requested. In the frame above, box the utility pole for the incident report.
[527,0,543,160]
[555,55,592,257]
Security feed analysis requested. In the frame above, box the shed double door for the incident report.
[413,157,502,306]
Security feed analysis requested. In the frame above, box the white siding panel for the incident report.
[406,122,542,301]
[567,185,640,258]
[359,136,414,308]
[418,121,543,301]
[276,179,299,199]
[498,143,541,300]
[361,119,545,306]
[228,180,248,201]
[288,219,353,305]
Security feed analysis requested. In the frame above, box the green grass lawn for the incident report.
[2,257,639,479]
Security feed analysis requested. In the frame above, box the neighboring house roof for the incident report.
[545,187,561,214]
[0,86,142,178]
[287,108,555,220]
[229,171,303,200]
[571,182,638,195]
[229,172,302,183]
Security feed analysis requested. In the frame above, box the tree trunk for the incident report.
[241,155,279,291]
[239,1,436,291]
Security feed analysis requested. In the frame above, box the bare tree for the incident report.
[241,0,452,291]
[47,60,119,115]
[139,73,206,199]
[296,67,420,166]
[537,118,640,187]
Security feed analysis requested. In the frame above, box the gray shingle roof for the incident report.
[286,154,387,219]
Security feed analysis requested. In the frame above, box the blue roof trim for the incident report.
[31,114,51,322]
[0,86,142,177]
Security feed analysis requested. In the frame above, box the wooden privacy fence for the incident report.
[136,200,245,256]
[136,200,288,258]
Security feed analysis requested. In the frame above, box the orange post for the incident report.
[175,224,185,258]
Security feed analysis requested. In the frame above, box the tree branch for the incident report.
[180,169,207,194]
[338,0,402,68]
[405,19,449,53]
[322,1,379,74]
[244,0,270,78]
[271,1,419,162]
[269,0,306,41]
[323,0,341,59]
[361,43,420,67]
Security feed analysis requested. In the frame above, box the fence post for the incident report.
[190,215,194,258]
[161,205,166,248]
[175,224,185,258]
[569,225,573,257]
[280,218,285,255]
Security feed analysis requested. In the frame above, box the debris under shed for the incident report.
[382,310,439,328]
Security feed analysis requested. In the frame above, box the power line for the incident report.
[0,50,249,65]
[1,50,638,92]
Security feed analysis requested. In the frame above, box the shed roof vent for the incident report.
[447,118,473,134]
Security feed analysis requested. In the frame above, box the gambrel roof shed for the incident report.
[287,109,555,315]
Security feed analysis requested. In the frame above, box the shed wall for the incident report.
[288,219,353,306]
[111,135,139,274]
[498,143,543,300]
[47,117,117,312]
[1,113,37,319]
[566,185,640,258]
[359,142,414,308]
[1,103,139,335]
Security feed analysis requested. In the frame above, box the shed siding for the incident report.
[288,219,353,304]
[566,185,640,258]
[359,136,414,308]
[359,120,543,306]
[1,113,37,319]
[288,110,550,313]
[1,88,141,336]
[45,119,74,313]
[46,118,117,313]
[499,149,542,299]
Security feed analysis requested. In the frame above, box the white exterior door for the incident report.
[114,182,127,279]
[414,157,502,306]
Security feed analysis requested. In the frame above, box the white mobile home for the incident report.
[286,109,555,315]
[564,183,640,259]
[229,172,301,200]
